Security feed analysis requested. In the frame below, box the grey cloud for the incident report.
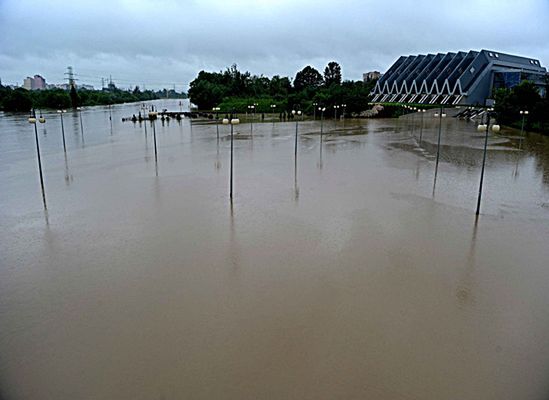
[1,0,548,90]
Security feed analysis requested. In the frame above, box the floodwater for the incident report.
[1,100,549,400]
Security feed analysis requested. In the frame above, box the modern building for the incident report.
[33,75,46,90]
[370,50,547,105]
[363,71,382,82]
[23,77,33,90]
[22,75,47,90]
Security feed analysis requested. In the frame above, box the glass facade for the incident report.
[493,71,521,90]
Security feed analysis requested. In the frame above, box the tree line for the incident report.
[494,80,549,134]
[0,84,186,112]
[188,62,376,116]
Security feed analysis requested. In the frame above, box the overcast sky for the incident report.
[1,0,548,91]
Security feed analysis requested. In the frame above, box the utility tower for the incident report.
[64,66,78,88]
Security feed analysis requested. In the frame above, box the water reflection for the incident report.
[64,153,73,186]
[456,217,479,308]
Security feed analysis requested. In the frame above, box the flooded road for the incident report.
[1,100,549,400]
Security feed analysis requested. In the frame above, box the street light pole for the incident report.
[248,105,255,135]
[419,109,425,144]
[77,107,85,140]
[433,105,446,194]
[223,116,240,200]
[319,107,326,138]
[29,110,47,209]
[334,105,340,127]
[313,102,317,120]
[57,109,66,153]
[292,109,302,159]
[519,110,528,136]
[149,109,158,176]
[475,110,500,215]
[270,104,276,124]
[213,107,221,139]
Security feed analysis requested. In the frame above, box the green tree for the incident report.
[293,66,323,91]
[2,88,32,112]
[324,61,342,87]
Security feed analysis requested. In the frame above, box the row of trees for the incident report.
[0,85,186,112]
[494,81,549,134]
[188,62,376,115]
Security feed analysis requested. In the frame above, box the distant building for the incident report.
[80,84,95,90]
[363,71,381,82]
[23,77,33,90]
[33,75,46,90]
[22,75,47,90]
[46,83,70,90]
[370,49,547,105]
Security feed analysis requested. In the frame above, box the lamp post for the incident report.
[213,107,221,139]
[141,105,148,136]
[29,109,47,209]
[149,108,158,175]
[333,105,340,127]
[223,116,240,200]
[313,102,318,120]
[341,104,347,127]
[57,109,67,153]
[270,104,277,119]
[319,106,326,137]
[433,105,447,194]
[519,110,529,136]
[475,110,499,215]
[248,104,255,135]
[292,109,302,159]
[419,109,426,144]
[77,106,85,141]
[411,107,417,137]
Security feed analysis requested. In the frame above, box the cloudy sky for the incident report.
[1,0,548,91]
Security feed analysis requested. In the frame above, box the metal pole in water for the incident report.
[30,111,47,209]
[78,107,84,139]
[59,110,66,153]
[419,109,424,144]
[295,118,299,159]
[230,123,234,200]
[476,113,491,215]
[433,105,443,187]
[152,121,158,163]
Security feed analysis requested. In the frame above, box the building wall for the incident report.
[23,77,33,90]
[33,75,46,90]
[370,49,547,105]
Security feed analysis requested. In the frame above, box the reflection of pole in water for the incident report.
[456,217,480,308]
[419,109,425,145]
[215,134,221,171]
[513,152,520,180]
[294,155,299,201]
[318,134,324,169]
[64,152,73,186]
[109,105,113,134]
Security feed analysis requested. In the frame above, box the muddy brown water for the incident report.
[1,100,549,399]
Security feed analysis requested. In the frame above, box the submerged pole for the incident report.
[30,112,47,209]
[476,113,491,215]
